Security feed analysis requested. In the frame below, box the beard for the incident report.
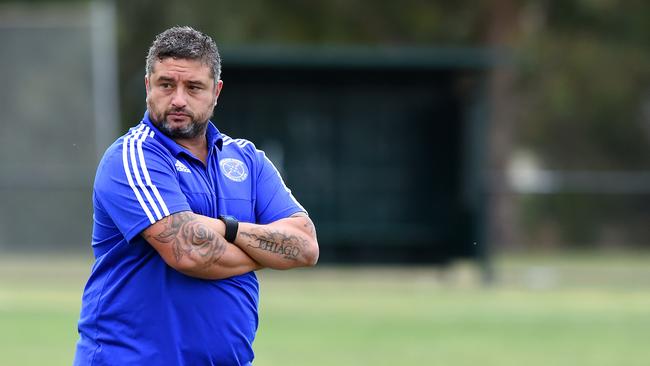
[148,105,211,139]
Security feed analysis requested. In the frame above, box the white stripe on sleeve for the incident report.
[129,126,163,220]
[122,125,156,224]
[136,127,170,216]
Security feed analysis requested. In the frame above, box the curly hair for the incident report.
[145,26,221,82]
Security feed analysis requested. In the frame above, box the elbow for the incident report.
[171,258,202,276]
[172,259,228,280]
[277,239,318,270]
[168,255,211,277]
[302,240,319,267]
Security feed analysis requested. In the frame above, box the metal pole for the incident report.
[90,0,120,162]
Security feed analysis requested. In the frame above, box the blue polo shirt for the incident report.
[74,111,305,366]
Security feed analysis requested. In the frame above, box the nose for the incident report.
[170,87,187,109]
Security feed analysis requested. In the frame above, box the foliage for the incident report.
[517,0,650,169]
[513,0,650,247]
[114,0,490,124]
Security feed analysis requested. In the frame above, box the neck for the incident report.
[176,136,208,165]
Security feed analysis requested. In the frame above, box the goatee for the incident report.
[151,110,208,139]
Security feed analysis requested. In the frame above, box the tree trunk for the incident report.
[485,0,520,250]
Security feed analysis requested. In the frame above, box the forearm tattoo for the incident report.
[239,230,308,261]
[146,212,227,268]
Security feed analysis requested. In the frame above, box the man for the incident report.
[74,26,318,366]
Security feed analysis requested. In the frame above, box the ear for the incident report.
[215,79,223,98]
[213,80,223,107]
[145,76,151,95]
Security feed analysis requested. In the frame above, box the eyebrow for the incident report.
[155,76,208,86]
[187,80,207,86]
[156,76,175,83]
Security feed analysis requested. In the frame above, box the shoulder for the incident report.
[220,134,265,162]
[104,124,170,159]
[221,134,257,153]
[96,124,173,181]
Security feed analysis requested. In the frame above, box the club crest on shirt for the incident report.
[220,158,248,182]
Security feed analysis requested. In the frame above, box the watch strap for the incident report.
[218,215,239,243]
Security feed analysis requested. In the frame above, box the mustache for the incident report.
[166,107,193,117]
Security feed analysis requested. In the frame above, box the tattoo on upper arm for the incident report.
[239,230,308,261]
[145,212,227,268]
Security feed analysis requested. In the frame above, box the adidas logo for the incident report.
[175,160,191,173]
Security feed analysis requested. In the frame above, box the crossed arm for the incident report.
[142,211,318,280]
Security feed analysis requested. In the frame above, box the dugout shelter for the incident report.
[215,46,494,264]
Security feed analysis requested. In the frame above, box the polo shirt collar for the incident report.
[141,110,224,157]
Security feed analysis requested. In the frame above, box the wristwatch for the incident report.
[218,215,239,243]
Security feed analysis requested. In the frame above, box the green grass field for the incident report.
[1,252,650,366]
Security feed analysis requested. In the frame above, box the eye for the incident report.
[161,83,172,89]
